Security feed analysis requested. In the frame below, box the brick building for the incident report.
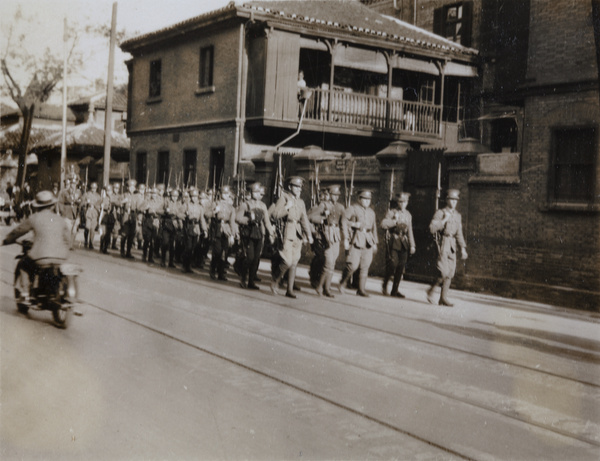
[364,0,599,310]
[121,0,599,309]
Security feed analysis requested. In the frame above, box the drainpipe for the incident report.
[275,92,312,151]
[234,21,247,178]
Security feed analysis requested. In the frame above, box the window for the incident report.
[149,59,162,98]
[183,149,197,188]
[136,151,147,186]
[550,127,596,203]
[199,46,214,88]
[157,150,170,186]
[209,147,225,190]
[433,2,473,47]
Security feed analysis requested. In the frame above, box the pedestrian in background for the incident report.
[427,189,468,307]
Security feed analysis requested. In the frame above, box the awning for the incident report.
[444,61,478,78]
[333,46,388,74]
[393,56,439,75]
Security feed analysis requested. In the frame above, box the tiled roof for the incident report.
[37,122,130,150]
[121,0,477,58]
[1,103,76,122]
[69,93,128,112]
[242,1,477,56]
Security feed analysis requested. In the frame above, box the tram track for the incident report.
[2,247,599,459]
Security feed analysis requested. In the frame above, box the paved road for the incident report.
[1,236,599,460]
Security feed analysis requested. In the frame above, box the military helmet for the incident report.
[447,189,460,200]
[328,185,341,196]
[127,179,137,187]
[395,192,411,203]
[249,182,262,193]
[286,176,304,188]
[359,190,372,199]
[221,185,232,194]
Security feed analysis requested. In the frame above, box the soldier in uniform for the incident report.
[110,182,123,250]
[426,189,468,307]
[308,188,330,289]
[380,192,415,298]
[57,178,81,249]
[207,185,237,280]
[160,188,184,268]
[81,182,102,249]
[120,179,143,259]
[309,184,345,297]
[182,188,207,273]
[135,183,147,250]
[338,189,378,297]
[236,182,275,289]
[270,176,313,298]
[99,184,115,254]
[140,187,163,263]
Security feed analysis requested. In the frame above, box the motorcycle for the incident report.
[13,240,81,329]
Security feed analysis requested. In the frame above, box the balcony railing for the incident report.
[303,88,441,137]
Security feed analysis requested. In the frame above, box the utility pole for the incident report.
[60,17,68,190]
[103,2,117,187]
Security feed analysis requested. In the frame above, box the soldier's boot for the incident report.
[338,268,351,294]
[285,266,297,298]
[271,261,288,296]
[391,273,405,298]
[142,244,148,262]
[120,239,126,257]
[84,229,89,248]
[209,258,218,280]
[357,273,370,297]
[439,278,454,307]
[323,270,335,298]
[111,236,118,250]
[427,279,441,304]
[168,250,176,268]
[126,239,134,259]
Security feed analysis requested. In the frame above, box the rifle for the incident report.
[98,188,106,238]
[385,168,395,262]
[434,162,442,253]
[348,161,355,208]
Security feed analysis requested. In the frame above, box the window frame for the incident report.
[136,151,148,186]
[157,150,170,187]
[433,1,473,47]
[197,45,215,95]
[148,59,162,102]
[183,149,198,188]
[548,125,597,207]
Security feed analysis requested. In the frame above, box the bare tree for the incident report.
[1,7,83,199]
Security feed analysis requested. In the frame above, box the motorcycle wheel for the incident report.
[14,268,29,314]
[52,276,72,329]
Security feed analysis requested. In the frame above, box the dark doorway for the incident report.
[209,147,225,190]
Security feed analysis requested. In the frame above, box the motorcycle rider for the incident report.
[3,191,71,305]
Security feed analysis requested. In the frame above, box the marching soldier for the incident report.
[120,179,143,259]
[270,176,313,298]
[380,192,415,298]
[195,190,212,269]
[135,183,147,250]
[141,187,163,263]
[160,188,184,268]
[308,188,330,289]
[182,188,208,273]
[110,181,123,250]
[81,182,101,250]
[57,178,81,249]
[207,185,237,281]
[426,189,468,307]
[236,182,275,289]
[338,189,378,297]
[309,184,345,297]
[99,184,115,254]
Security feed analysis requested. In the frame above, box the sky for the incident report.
[1,0,233,104]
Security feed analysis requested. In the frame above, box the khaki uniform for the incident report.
[381,208,415,296]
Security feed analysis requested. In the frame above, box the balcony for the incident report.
[301,88,441,139]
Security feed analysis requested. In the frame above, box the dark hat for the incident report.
[359,190,372,199]
[286,176,304,187]
[249,182,262,192]
[395,192,411,202]
[328,185,341,195]
[33,190,58,208]
[447,189,460,200]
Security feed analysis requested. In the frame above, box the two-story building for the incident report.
[364,0,599,310]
